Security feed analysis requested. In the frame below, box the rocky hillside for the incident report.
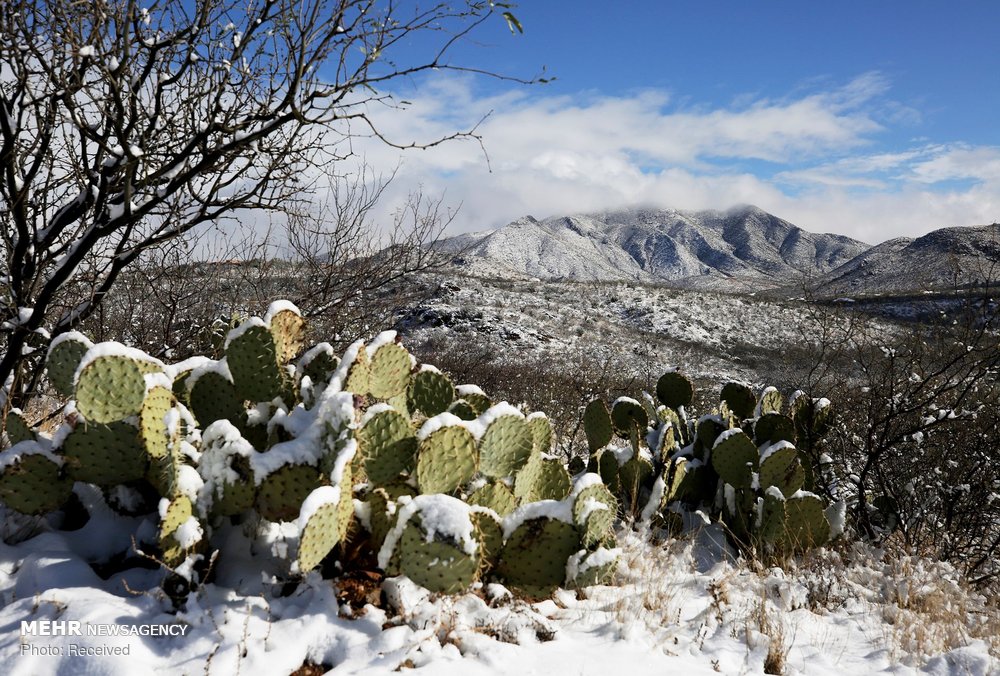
[808,223,1000,296]
[440,205,870,291]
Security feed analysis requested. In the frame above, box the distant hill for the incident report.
[807,223,1000,296]
[439,205,870,291]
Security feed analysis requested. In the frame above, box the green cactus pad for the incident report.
[534,458,573,501]
[408,369,455,417]
[335,461,355,544]
[226,323,284,402]
[256,464,325,522]
[76,355,150,423]
[472,509,503,572]
[368,342,413,400]
[498,517,580,599]
[468,481,517,516]
[662,456,690,503]
[757,387,784,416]
[754,413,796,445]
[415,425,477,495]
[479,414,533,478]
[611,398,648,438]
[139,385,177,461]
[299,345,339,389]
[618,455,654,508]
[720,382,756,420]
[656,371,693,409]
[568,549,618,588]
[596,450,621,494]
[397,516,479,594]
[447,400,477,420]
[459,391,492,416]
[695,417,725,457]
[188,370,244,430]
[3,410,34,446]
[297,489,343,573]
[0,449,73,514]
[526,414,553,455]
[342,346,372,396]
[366,488,394,551]
[711,431,758,489]
[573,483,618,546]
[759,443,804,497]
[46,334,92,397]
[782,493,831,550]
[159,495,198,567]
[360,408,417,486]
[583,399,613,452]
[64,421,147,486]
[269,308,305,364]
[759,492,787,543]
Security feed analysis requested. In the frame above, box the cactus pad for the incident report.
[479,414,533,478]
[297,489,343,573]
[46,334,92,397]
[759,443,804,497]
[360,408,417,486]
[408,369,455,417]
[583,399,613,452]
[76,356,149,423]
[720,382,756,420]
[369,342,412,400]
[397,516,479,594]
[610,399,648,438]
[656,371,693,409]
[0,448,72,514]
[754,412,796,445]
[782,493,831,550]
[226,324,284,402]
[711,431,757,489]
[415,425,477,495]
[256,464,324,522]
[64,421,147,486]
[467,481,517,516]
[498,517,579,598]
[188,370,244,430]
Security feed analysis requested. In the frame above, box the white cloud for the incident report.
[327,73,1000,244]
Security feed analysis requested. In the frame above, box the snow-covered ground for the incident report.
[1,488,995,675]
[396,274,895,386]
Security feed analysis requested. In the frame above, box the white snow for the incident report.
[250,390,355,484]
[0,505,994,675]
[712,427,745,448]
[365,330,398,358]
[296,485,342,530]
[173,516,204,549]
[74,342,165,385]
[501,499,575,540]
[263,300,302,325]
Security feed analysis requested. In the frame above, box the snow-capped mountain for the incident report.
[439,205,870,290]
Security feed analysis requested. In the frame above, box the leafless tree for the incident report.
[0,0,530,407]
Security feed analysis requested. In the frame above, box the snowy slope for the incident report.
[440,206,870,290]
[1,499,995,676]
[806,223,1000,296]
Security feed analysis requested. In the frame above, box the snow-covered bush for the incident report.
[0,302,618,603]
[582,372,842,556]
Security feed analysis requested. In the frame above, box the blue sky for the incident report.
[350,1,1000,243]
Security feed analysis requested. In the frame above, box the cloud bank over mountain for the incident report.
[347,73,998,243]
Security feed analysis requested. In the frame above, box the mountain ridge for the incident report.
[440,205,870,291]
[440,206,1000,295]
